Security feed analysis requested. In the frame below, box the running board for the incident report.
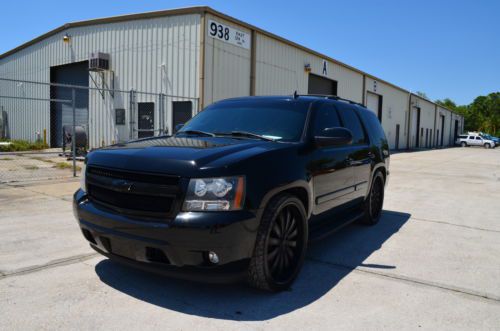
[309,210,364,242]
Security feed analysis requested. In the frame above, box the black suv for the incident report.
[74,95,389,291]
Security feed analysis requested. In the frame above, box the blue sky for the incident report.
[1,0,498,105]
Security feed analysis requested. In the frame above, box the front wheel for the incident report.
[360,172,385,225]
[247,194,308,291]
[485,143,491,149]
[461,142,467,147]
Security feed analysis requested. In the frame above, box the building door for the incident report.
[395,124,400,150]
[137,102,155,138]
[410,107,420,148]
[50,61,89,147]
[308,74,338,96]
[366,92,382,122]
[172,101,193,132]
[454,120,459,142]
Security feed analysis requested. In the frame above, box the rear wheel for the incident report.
[247,194,308,291]
[360,172,385,225]
[461,142,467,147]
[485,143,491,149]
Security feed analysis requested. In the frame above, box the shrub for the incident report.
[0,140,49,152]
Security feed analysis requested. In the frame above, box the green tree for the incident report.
[435,92,500,136]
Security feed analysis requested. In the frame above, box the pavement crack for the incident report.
[410,216,500,233]
[307,257,500,303]
[0,253,98,279]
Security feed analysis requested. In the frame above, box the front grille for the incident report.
[86,166,181,219]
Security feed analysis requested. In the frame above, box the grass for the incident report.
[53,162,81,171]
[0,157,14,161]
[0,139,49,152]
[29,156,55,164]
[23,165,39,170]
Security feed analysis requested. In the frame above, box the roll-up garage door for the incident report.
[366,92,382,121]
[50,61,89,147]
[308,74,338,96]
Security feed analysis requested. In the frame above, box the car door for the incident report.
[475,136,483,146]
[336,104,372,201]
[309,102,355,215]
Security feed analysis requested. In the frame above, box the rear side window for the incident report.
[469,136,475,139]
[337,106,367,145]
[313,103,341,135]
[357,107,387,145]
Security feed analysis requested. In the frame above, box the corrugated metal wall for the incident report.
[203,13,251,105]
[0,14,200,147]
[255,33,364,103]
[365,77,409,149]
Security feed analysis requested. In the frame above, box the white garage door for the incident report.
[366,92,380,119]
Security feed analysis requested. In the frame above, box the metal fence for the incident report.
[0,77,198,183]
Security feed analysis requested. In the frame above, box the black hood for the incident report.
[87,136,287,177]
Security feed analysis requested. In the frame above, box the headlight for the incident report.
[183,176,245,211]
[80,162,87,193]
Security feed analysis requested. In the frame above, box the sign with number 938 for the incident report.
[208,20,250,50]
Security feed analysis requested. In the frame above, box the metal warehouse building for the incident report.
[0,6,463,149]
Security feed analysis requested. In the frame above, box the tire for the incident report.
[247,193,308,291]
[460,142,467,147]
[360,171,385,225]
[485,143,491,149]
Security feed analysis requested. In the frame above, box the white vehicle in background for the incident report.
[456,133,496,149]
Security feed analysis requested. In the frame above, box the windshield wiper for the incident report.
[175,130,215,137]
[214,131,275,141]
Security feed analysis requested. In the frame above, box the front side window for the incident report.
[476,137,482,140]
[313,103,341,136]
[179,99,309,142]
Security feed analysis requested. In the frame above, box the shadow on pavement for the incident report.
[95,210,410,321]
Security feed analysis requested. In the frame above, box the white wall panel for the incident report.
[203,14,251,105]
[365,77,409,149]
[255,33,364,103]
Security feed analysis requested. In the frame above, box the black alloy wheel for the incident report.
[248,194,307,291]
[266,204,302,283]
[360,172,385,225]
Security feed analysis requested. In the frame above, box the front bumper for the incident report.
[73,189,260,283]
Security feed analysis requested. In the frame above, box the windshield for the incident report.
[178,99,309,142]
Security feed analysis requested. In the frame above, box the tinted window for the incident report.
[337,106,367,145]
[180,100,308,142]
[357,107,386,145]
[476,137,482,140]
[469,136,475,139]
[313,103,341,135]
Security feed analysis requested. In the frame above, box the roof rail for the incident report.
[295,94,366,107]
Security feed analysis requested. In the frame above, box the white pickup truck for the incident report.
[456,133,496,148]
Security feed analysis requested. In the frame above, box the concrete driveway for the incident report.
[1,147,499,330]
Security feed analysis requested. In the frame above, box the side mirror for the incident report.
[314,127,353,147]
[174,123,184,133]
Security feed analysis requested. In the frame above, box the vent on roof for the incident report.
[89,52,110,71]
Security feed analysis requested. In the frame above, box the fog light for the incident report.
[208,251,219,264]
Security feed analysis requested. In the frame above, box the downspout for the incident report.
[198,11,206,111]
[362,74,366,106]
[407,93,412,150]
[433,104,437,148]
[250,29,256,96]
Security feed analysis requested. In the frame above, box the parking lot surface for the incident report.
[1,147,499,330]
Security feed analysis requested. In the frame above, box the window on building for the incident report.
[115,109,125,125]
